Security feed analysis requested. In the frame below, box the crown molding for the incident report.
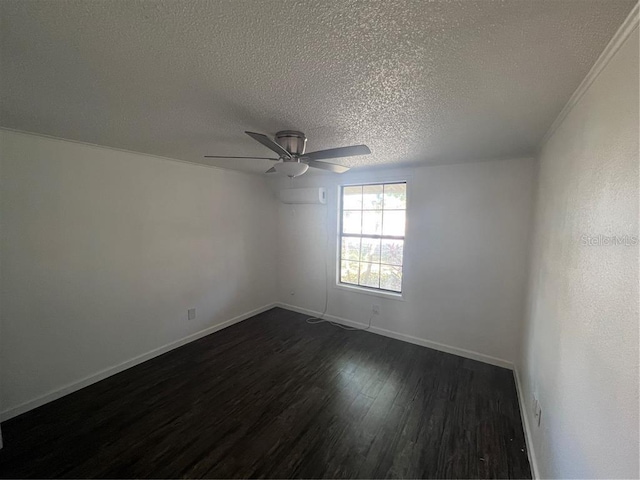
[539,2,639,149]
[0,127,263,177]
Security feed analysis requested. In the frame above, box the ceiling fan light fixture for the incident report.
[275,161,309,178]
[205,130,369,175]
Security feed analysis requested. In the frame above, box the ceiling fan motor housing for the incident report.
[275,130,307,158]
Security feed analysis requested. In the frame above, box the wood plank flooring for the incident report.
[0,307,531,478]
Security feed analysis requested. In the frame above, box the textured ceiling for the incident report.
[0,0,635,174]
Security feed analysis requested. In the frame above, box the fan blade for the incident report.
[245,131,292,159]
[265,167,277,173]
[204,155,278,160]
[304,144,370,161]
[305,159,350,173]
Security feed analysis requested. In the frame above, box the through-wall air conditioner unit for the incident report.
[278,187,327,205]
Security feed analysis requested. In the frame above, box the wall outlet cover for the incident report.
[188,308,196,320]
[537,408,542,427]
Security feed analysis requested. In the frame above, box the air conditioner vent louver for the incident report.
[278,187,326,204]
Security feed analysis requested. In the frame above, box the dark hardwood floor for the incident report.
[0,307,531,479]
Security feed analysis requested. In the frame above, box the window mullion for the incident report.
[355,234,404,240]
[358,236,363,286]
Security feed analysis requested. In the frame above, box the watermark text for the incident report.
[580,234,638,247]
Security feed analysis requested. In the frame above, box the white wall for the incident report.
[518,25,639,479]
[0,130,278,418]
[269,157,536,366]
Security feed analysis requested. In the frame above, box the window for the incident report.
[339,182,406,293]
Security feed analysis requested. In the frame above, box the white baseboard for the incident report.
[0,303,276,422]
[513,366,540,479]
[276,303,514,370]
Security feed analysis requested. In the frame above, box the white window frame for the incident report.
[335,181,407,299]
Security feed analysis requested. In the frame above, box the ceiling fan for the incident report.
[205,131,371,178]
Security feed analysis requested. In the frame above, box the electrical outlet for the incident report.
[372,304,380,315]
[290,290,295,296]
[537,407,542,427]
[533,395,542,427]
[188,308,196,321]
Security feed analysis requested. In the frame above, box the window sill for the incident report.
[334,283,406,301]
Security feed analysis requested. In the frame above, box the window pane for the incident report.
[383,183,406,209]
[343,186,362,210]
[359,262,380,288]
[382,210,405,236]
[381,239,404,266]
[380,265,402,292]
[341,237,361,262]
[360,237,381,263]
[362,210,382,235]
[362,184,383,210]
[343,211,362,234]
[340,261,359,285]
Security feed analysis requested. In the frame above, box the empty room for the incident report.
[0,1,638,478]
